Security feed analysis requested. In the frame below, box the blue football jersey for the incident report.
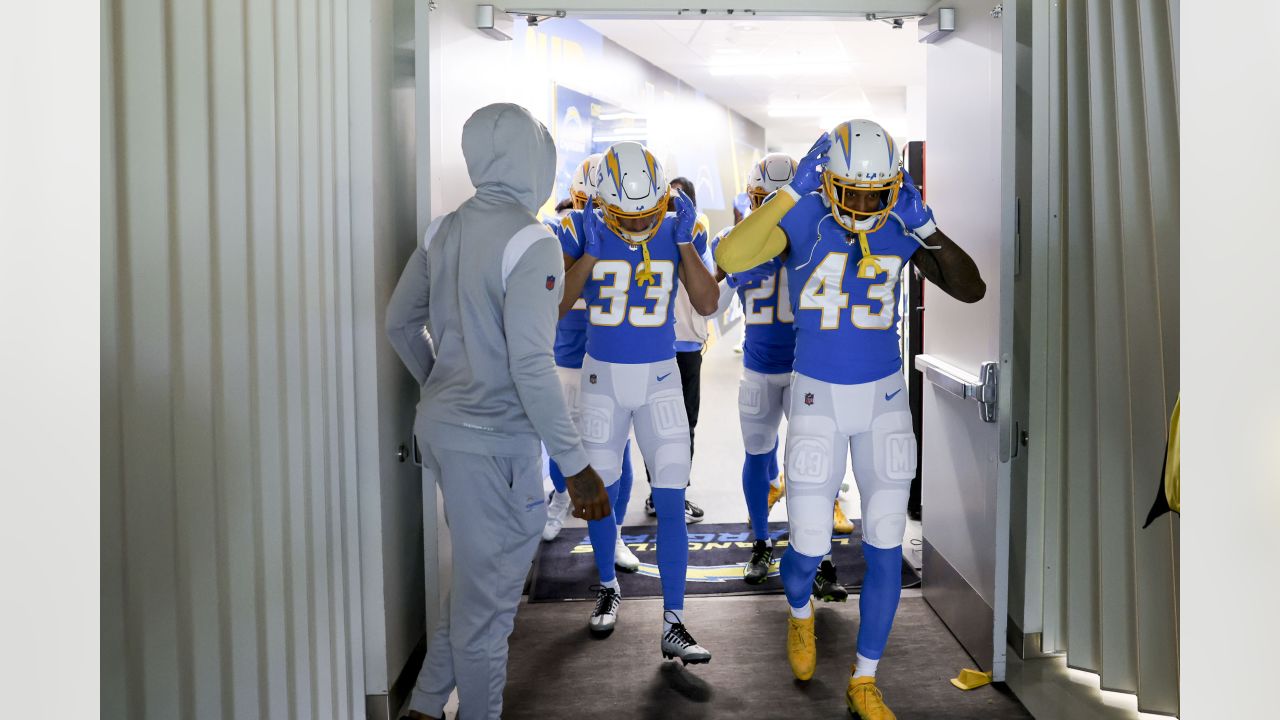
[712,229,796,375]
[780,193,921,385]
[550,212,589,368]
[582,212,685,365]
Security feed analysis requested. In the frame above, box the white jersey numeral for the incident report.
[851,255,902,330]
[742,269,794,325]
[590,260,632,326]
[629,260,675,328]
[797,253,902,330]
[589,259,675,328]
[797,253,850,330]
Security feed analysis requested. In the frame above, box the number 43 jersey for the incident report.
[582,213,692,365]
[780,192,922,385]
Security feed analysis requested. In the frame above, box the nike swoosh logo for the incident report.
[885,389,903,402]
[657,373,672,382]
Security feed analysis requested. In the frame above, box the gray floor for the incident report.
[501,595,1031,719]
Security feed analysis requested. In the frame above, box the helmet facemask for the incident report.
[823,170,901,235]
[599,198,668,247]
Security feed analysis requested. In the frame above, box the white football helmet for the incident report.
[745,153,797,210]
[823,119,902,234]
[569,152,603,210]
[594,141,669,245]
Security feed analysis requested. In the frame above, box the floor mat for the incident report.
[529,521,920,602]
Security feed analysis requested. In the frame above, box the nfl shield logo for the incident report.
[545,275,556,290]
[804,392,815,406]
[589,374,598,385]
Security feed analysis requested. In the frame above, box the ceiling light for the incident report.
[709,64,855,78]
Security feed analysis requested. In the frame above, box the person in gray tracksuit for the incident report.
[386,102,609,720]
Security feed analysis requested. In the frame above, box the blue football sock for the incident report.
[780,546,823,610]
[651,488,689,612]
[586,481,623,584]
[742,450,774,541]
[548,459,567,495]
[856,542,903,660]
[767,439,780,482]
[614,440,634,526]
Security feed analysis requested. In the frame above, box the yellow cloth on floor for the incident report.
[1164,396,1180,513]
[950,668,992,691]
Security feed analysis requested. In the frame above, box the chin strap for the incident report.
[635,241,656,286]
[855,232,884,275]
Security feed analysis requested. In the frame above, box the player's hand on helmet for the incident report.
[888,170,937,239]
[789,132,832,196]
[581,196,605,258]
[726,260,776,289]
[565,465,611,521]
[672,188,698,244]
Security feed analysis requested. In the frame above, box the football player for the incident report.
[715,120,985,719]
[721,155,851,598]
[542,153,641,574]
[559,141,721,665]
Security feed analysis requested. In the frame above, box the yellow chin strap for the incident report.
[855,232,884,276]
[634,241,656,286]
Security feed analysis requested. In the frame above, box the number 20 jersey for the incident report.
[779,192,921,385]
[712,228,796,376]
[582,213,692,366]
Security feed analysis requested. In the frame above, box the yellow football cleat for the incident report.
[786,602,817,681]
[833,500,854,535]
[767,475,786,510]
[846,676,896,720]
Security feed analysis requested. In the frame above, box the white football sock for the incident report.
[789,602,812,620]
[853,653,879,678]
[602,578,620,594]
[663,608,685,632]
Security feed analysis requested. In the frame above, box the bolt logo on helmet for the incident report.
[822,119,902,235]
[746,153,797,210]
[594,141,669,247]
[569,153,603,211]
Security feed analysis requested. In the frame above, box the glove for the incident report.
[726,259,778,289]
[888,171,937,240]
[671,188,697,244]
[581,197,606,258]
[788,132,832,196]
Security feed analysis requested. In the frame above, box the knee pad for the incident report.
[741,421,778,455]
[648,439,691,489]
[863,492,909,548]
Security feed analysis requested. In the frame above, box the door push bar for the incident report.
[913,354,998,423]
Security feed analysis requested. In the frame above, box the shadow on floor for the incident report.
[501,595,1031,719]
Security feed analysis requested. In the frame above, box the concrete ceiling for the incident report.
[584,17,926,158]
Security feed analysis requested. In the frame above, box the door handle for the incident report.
[914,354,998,423]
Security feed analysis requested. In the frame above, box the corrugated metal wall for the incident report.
[101,0,370,717]
[1030,0,1180,714]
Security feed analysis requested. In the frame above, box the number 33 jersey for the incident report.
[780,192,921,385]
[582,214,695,365]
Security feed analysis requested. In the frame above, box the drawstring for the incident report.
[856,232,884,275]
[635,242,656,286]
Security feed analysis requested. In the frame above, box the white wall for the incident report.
[424,8,765,234]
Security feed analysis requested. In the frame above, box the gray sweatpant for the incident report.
[408,444,545,720]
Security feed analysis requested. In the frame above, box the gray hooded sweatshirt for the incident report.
[386,103,588,475]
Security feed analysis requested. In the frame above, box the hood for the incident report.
[462,103,557,212]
